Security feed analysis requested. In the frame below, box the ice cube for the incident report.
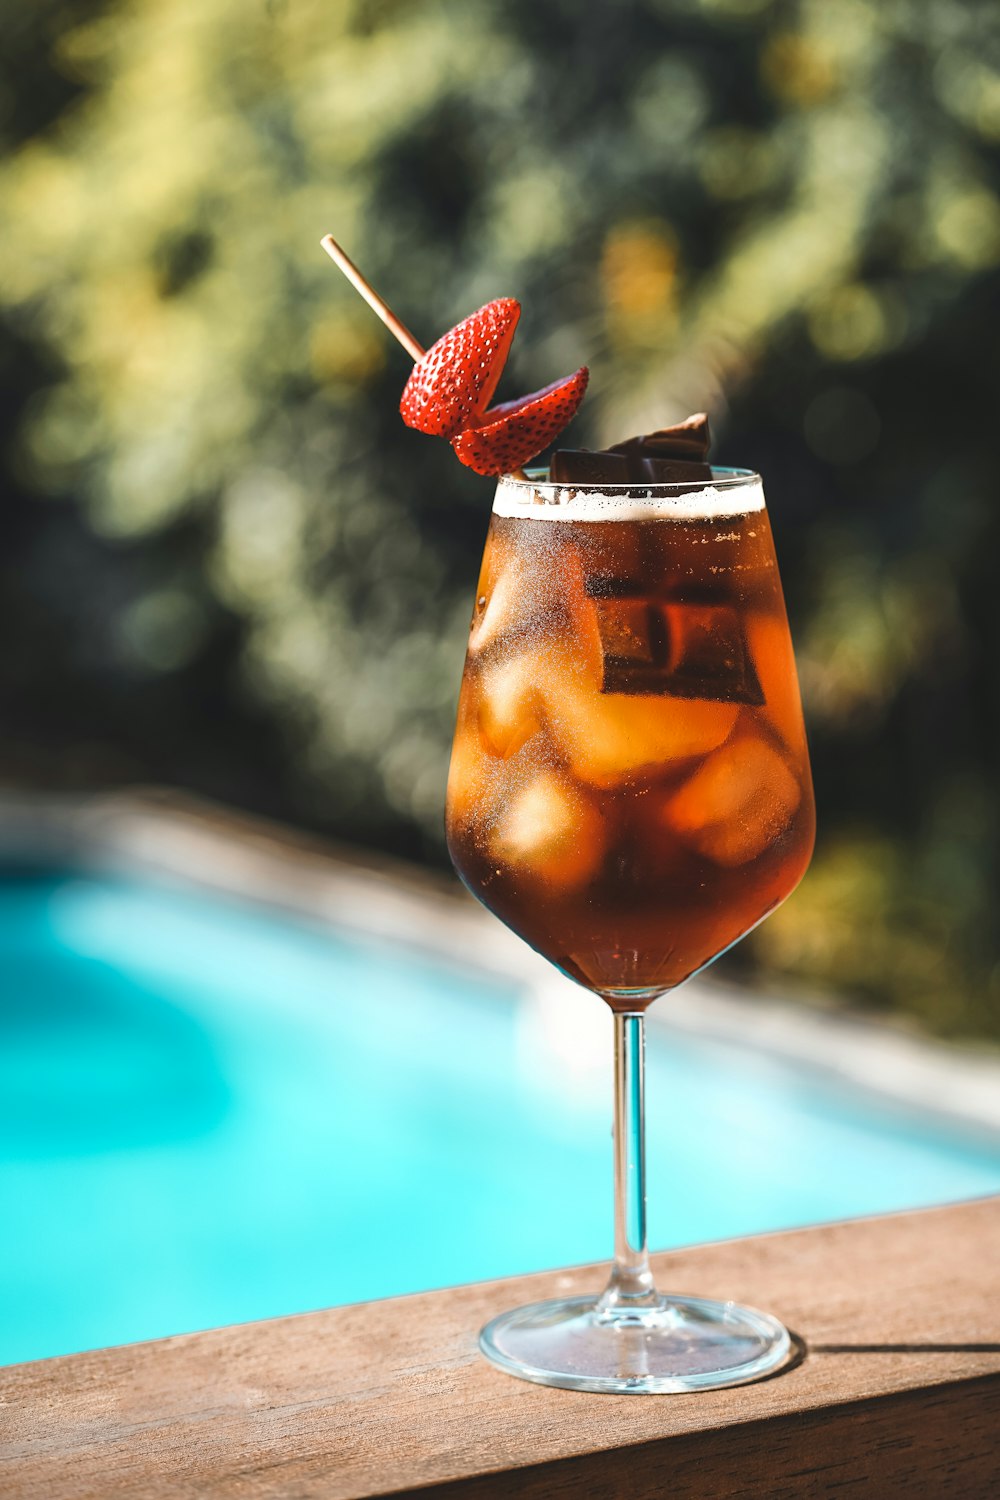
[540,643,739,788]
[491,771,604,889]
[661,731,802,867]
[471,533,588,659]
[478,654,543,758]
[469,561,524,656]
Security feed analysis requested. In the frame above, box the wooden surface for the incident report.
[1,1198,999,1499]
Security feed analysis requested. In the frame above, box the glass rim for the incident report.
[506,464,762,495]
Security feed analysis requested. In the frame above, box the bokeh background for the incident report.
[1,0,998,1039]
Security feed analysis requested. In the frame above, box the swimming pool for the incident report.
[2,867,999,1368]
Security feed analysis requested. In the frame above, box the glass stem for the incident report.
[598,1011,659,1312]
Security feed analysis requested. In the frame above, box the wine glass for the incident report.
[445,467,815,1393]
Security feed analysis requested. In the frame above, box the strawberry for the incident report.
[451,367,590,477]
[399,298,520,438]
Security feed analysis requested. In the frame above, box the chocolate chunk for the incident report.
[658,602,763,704]
[550,413,714,485]
[592,594,764,702]
[610,413,711,464]
[637,456,713,483]
[548,449,632,485]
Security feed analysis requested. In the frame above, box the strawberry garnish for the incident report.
[320,238,591,477]
[451,367,590,477]
[400,298,520,438]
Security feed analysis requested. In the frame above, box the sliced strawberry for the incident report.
[451,367,589,477]
[399,298,520,438]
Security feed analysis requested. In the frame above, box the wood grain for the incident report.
[1,1198,998,1499]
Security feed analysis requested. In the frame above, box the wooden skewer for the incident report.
[320,233,530,482]
[320,234,425,363]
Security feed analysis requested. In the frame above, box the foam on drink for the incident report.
[493,472,766,523]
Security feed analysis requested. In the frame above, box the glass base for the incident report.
[480,1293,792,1394]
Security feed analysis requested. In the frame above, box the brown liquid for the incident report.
[446,502,815,1007]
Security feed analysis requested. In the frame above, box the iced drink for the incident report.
[446,469,814,1003]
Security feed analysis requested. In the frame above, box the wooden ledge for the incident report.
[2,1198,999,1499]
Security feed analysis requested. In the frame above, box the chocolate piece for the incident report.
[549,449,631,485]
[610,413,711,464]
[658,602,763,704]
[581,555,763,701]
[637,456,713,484]
[593,596,763,702]
[549,413,714,485]
[591,598,666,694]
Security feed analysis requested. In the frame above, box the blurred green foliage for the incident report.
[1,0,998,1036]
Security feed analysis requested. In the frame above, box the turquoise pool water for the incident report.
[2,869,999,1369]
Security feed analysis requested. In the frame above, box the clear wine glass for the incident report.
[445,467,815,1393]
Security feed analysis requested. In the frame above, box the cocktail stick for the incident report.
[320,235,425,362]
